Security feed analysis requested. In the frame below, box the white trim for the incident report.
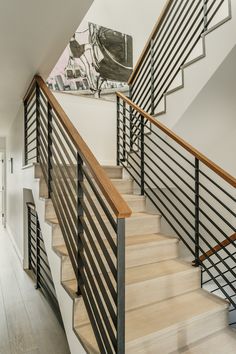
[6,223,24,265]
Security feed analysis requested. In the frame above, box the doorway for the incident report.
[0,152,6,226]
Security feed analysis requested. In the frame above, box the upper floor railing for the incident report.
[24,76,131,353]
[116,91,236,325]
[128,0,231,116]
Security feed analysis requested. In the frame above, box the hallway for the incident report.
[0,226,71,354]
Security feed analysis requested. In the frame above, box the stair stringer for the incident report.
[152,0,236,129]
[21,164,87,354]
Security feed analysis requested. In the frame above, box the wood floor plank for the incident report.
[0,227,71,354]
[0,283,11,354]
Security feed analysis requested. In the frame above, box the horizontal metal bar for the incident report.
[51,179,77,240]
[51,136,77,189]
[52,112,77,159]
[199,195,235,231]
[199,170,235,201]
[78,233,117,328]
[51,148,77,199]
[51,194,78,275]
[52,124,76,168]
[51,169,77,224]
[147,126,194,167]
[199,182,235,216]
[143,147,195,202]
[143,156,195,218]
[51,178,77,243]
[79,216,117,298]
[81,198,117,261]
[78,273,113,352]
[145,133,194,178]
[143,162,195,230]
[25,116,37,133]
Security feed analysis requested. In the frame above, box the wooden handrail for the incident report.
[27,202,36,211]
[199,233,236,262]
[117,91,236,188]
[128,0,174,86]
[25,76,132,219]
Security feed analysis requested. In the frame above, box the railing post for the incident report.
[129,86,134,151]
[24,101,28,165]
[35,212,40,289]
[140,116,145,195]
[117,218,125,354]
[203,0,208,31]
[77,153,84,296]
[35,83,40,163]
[194,158,200,266]
[47,103,53,197]
[117,96,120,166]
[27,205,32,270]
[122,101,126,162]
[150,39,155,116]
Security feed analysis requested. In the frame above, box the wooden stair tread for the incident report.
[46,212,161,226]
[61,258,197,296]
[76,289,228,351]
[125,259,198,285]
[53,233,178,257]
[175,329,236,354]
[62,279,77,298]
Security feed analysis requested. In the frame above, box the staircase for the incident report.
[21,0,236,352]
[32,162,236,353]
[129,0,235,129]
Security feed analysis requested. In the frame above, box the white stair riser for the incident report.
[74,268,200,328]
[61,256,76,282]
[126,310,228,354]
[52,224,64,247]
[45,195,146,222]
[126,215,161,236]
[126,241,178,267]
[126,269,200,311]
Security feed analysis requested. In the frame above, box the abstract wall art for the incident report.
[47,23,133,100]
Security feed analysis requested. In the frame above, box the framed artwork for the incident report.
[47,23,133,100]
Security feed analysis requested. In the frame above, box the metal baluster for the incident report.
[35,83,40,163]
[117,218,125,354]
[117,96,120,166]
[129,86,134,151]
[35,212,40,289]
[203,0,208,31]
[28,206,32,270]
[24,101,28,165]
[77,153,84,296]
[47,103,53,197]
[140,116,145,195]
[150,39,155,115]
[194,158,200,266]
[123,101,126,161]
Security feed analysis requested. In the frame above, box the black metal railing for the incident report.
[24,76,131,354]
[27,202,62,322]
[117,92,236,325]
[129,0,231,117]
[201,233,236,326]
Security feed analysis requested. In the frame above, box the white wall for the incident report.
[173,44,236,177]
[0,0,93,136]
[5,107,25,260]
[54,92,117,165]
[0,137,5,150]
[78,0,166,63]
[52,0,168,165]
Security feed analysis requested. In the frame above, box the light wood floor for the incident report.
[0,226,71,354]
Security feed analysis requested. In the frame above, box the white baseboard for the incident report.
[6,224,24,265]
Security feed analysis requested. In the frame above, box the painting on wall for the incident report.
[47,23,133,100]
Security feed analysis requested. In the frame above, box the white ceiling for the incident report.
[0,0,93,136]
